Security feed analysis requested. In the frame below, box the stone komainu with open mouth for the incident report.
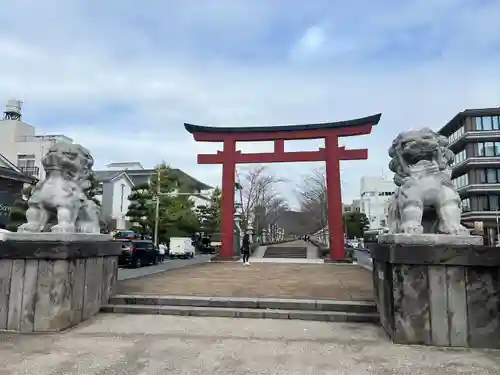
[387,127,468,235]
[17,142,100,234]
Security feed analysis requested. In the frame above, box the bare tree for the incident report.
[264,196,289,241]
[236,166,286,234]
[297,167,328,241]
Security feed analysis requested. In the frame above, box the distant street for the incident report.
[118,254,213,281]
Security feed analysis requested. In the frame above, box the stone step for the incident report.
[108,295,376,314]
[263,253,307,259]
[263,247,308,259]
[101,304,379,323]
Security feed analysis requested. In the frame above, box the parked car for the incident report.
[169,237,196,259]
[196,235,216,254]
[118,239,159,268]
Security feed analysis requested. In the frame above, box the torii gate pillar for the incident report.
[185,113,381,260]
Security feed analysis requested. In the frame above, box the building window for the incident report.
[17,154,39,176]
[377,192,393,196]
[493,116,500,130]
[474,116,500,131]
[473,195,500,211]
[120,184,125,213]
[452,149,466,166]
[473,142,500,157]
[477,168,500,184]
[448,126,465,143]
[461,198,471,212]
[17,154,35,168]
[452,173,469,189]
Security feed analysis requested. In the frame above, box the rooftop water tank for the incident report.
[3,99,22,120]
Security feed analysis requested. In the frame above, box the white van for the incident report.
[169,237,195,259]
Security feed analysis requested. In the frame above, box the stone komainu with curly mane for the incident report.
[17,143,100,234]
[386,127,468,235]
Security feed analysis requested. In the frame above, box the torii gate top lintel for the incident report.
[184,113,381,142]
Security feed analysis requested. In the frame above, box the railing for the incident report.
[16,135,73,143]
[19,166,40,177]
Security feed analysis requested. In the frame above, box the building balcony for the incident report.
[20,166,40,177]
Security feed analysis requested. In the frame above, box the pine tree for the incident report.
[126,183,152,234]
[150,164,199,241]
[85,171,102,206]
[126,163,202,240]
[7,184,34,231]
[342,212,370,239]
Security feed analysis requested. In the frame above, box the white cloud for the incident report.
[0,0,499,205]
[290,26,328,61]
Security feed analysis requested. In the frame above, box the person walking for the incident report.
[241,232,251,266]
[158,243,166,263]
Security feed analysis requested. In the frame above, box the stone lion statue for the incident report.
[386,127,469,235]
[17,143,100,234]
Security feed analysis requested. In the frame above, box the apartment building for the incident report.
[438,107,500,245]
[0,99,73,180]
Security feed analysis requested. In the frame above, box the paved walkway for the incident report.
[1,314,498,374]
[251,240,321,263]
[116,262,374,300]
[118,254,212,280]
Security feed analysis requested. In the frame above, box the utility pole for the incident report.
[153,167,161,247]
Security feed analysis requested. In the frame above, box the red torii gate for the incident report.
[184,113,381,260]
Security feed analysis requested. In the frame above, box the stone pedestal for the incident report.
[0,233,121,333]
[372,237,500,349]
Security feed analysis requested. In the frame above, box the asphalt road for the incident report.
[117,254,213,281]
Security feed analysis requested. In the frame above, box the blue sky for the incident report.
[1,0,500,207]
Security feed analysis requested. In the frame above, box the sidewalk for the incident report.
[1,314,498,374]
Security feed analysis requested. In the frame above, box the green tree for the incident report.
[196,187,221,234]
[126,183,152,234]
[343,212,370,239]
[149,163,199,241]
[85,171,102,206]
[7,184,34,231]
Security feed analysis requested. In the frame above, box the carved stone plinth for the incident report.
[0,234,120,333]
[372,241,500,349]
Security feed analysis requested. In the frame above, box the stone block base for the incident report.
[372,242,500,349]
[0,235,121,333]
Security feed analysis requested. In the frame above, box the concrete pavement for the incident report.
[1,314,499,374]
[118,254,213,280]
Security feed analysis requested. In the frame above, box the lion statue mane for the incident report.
[17,143,100,234]
[386,127,468,235]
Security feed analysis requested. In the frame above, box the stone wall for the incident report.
[372,242,500,349]
[0,236,120,333]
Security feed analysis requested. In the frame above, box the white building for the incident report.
[94,169,134,230]
[359,176,396,230]
[94,162,213,230]
[0,99,73,181]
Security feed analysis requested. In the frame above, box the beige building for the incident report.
[0,99,73,181]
